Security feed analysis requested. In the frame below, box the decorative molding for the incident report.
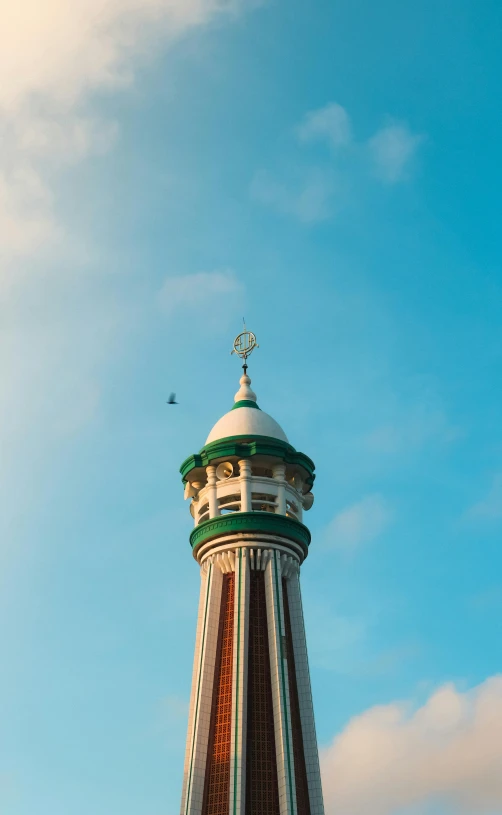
[280,553,299,580]
[214,550,236,574]
[197,534,307,569]
[200,559,211,577]
[190,512,311,553]
[249,548,272,571]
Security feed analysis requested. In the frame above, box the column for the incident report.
[206,465,219,518]
[180,560,224,815]
[286,571,325,815]
[228,547,250,815]
[273,463,287,516]
[265,548,297,815]
[238,459,252,513]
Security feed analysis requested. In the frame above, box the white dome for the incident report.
[205,370,289,445]
[205,406,289,445]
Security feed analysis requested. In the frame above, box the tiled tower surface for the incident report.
[179,363,325,815]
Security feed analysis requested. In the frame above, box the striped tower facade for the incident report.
[179,364,324,815]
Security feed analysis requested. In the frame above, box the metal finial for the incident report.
[231,325,259,364]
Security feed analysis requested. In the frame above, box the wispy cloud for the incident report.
[296,102,352,149]
[321,676,502,815]
[0,115,118,258]
[369,122,424,184]
[466,473,502,521]
[252,104,343,224]
[253,103,424,222]
[0,0,246,256]
[250,169,334,223]
[0,0,244,113]
[325,494,393,549]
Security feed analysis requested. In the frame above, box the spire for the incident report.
[233,370,258,407]
[230,325,260,410]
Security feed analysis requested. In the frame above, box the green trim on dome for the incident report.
[189,511,311,552]
[180,434,315,489]
[231,400,261,410]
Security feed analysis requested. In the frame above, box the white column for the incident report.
[238,459,252,512]
[180,560,224,815]
[265,548,297,815]
[228,547,250,815]
[286,571,325,815]
[206,465,219,518]
[273,463,287,515]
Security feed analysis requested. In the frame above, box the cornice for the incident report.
[189,511,311,552]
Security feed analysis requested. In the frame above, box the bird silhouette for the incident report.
[167,392,178,405]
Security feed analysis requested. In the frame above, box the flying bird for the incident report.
[167,393,178,405]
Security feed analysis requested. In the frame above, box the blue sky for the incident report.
[1,0,502,813]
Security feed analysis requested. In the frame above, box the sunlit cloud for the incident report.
[321,676,502,815]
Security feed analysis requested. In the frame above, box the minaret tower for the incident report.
[179,331,324,815]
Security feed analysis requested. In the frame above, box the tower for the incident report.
[179,332,324,815]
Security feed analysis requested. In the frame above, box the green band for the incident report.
[190,511,311,552]
[231,400,261,410]
[273,550,295,809]
[233,548,243,814]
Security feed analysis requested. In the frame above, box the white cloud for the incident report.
[369,122,424,183]
[0,165,58,256]
[296,102,352,149]
[0,0,241,113]
[158,270,243,314]
[0,0,250,544]
[325,494,392,548]
[14,114,119,164]
[0,0,245,255]
[467,473,502,520]
[250,169,334,223]
[321,676,502,815]
[0,114,119,257]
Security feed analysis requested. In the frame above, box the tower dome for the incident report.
[205,372,289,445]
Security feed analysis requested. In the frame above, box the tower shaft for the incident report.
[180,541,324,815]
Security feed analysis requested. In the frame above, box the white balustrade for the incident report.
[191,466,306,525]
